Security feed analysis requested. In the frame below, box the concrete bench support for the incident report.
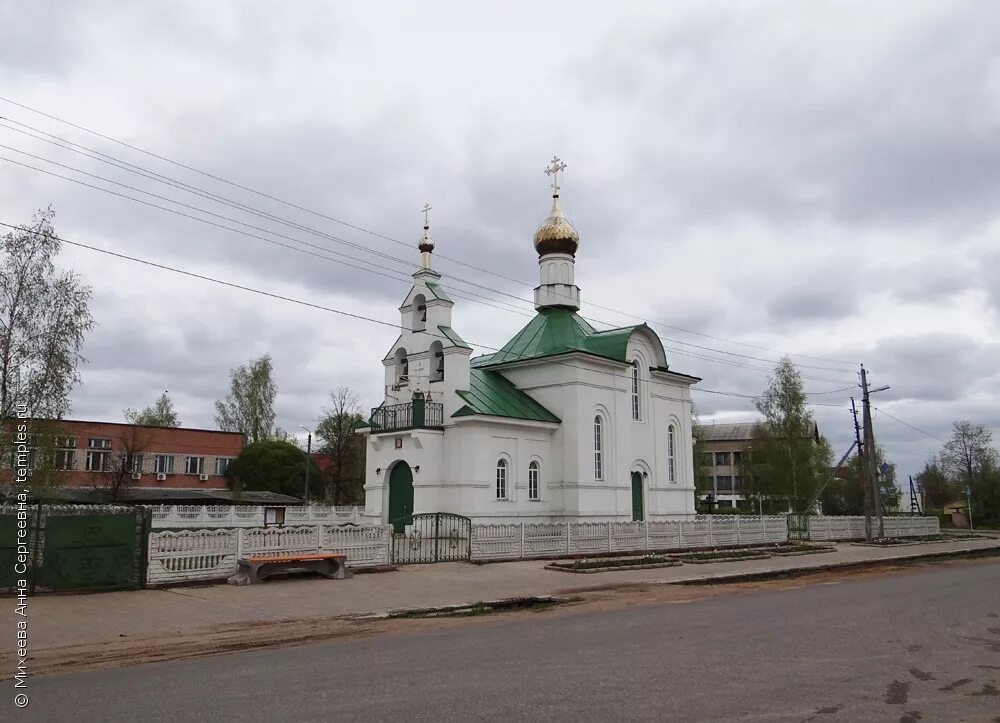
[228,553,353,585]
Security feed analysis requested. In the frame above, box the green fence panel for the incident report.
[37,513,138,590]
[0,515,18,589]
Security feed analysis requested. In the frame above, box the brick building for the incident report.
[18,419,243,490]
[695,420,820,511]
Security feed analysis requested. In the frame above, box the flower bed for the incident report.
[675,548,772,564]
[768,544,836,556]
[546,555,682,574]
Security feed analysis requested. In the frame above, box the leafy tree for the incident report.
[0,209,93,453]
[746,357,833,514]
[21,418,72,501]
[315,386,366,505]
[124,392,181,427]
[214,354,277,444]
[225,439,321,499]
[914,458,958,512]
[940,421,998,490]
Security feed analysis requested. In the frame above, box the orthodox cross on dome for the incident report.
[544,156,567,197]
[422,202,432,229]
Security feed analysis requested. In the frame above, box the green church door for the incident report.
[388,462,414,533]
[631,471,644,522]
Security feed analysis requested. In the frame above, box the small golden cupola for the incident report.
[533,156,582,311]
[533,156,580,257]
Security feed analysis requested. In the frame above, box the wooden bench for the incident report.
[227,553,353,585]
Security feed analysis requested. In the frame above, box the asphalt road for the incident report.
[20,560,1000,722]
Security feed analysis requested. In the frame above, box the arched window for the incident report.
[495,458,508,500]
[412,294,427,332]
[594,415,604,481]
[429,341,444,382]
[631,360,641,421]
[528,461,540,501]
[394,348,409,385]
[667,424,676,483]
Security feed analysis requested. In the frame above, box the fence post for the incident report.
[736,516,741,545]
[678,519,683,548]
[236,528,245,559]
[709,516,715,546]
[316,524,323,550]
[566,522,571,555]
[644,520,650,551]
[607,522,613,553]
[760,515,766,542]
[519,522,525,559]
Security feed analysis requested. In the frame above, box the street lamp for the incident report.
[299,425,312,506]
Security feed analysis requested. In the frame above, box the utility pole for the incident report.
[860,365,888,540]
[851,397,871,542]
[299,425,312,506]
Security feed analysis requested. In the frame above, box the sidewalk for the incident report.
[8,537,998,654]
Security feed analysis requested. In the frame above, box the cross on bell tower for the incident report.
[544,156,567,197]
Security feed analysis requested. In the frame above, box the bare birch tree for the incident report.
[214,354,277,444]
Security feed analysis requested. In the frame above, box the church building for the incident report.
[361,159,701,527]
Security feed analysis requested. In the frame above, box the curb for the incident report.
[671,545,1000,586]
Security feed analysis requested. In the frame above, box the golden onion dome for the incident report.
[533,195,580,257]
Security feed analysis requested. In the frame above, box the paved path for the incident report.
[6,537,998,656]
[21,557,1000,722]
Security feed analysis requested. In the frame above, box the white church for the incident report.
[361,159,700,528]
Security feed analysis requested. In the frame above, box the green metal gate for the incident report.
[0,504,149,594]
[391,512,471,564]
[787,513,810,540]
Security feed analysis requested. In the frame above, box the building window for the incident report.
[714,451,731,466]
[667,424,676,483]
[630,361,641,421]
[87,450,111,472]
[528,461,540,501]
[734,475,745,491]
[733,451,744,465]
[54,449,74,471]
[129,454,143,475]
[495,458,508,500]
[594,415,604,481]
[185,456,205,475]
[88,438,111,449]
[716,499,734,509]
[154,455,175,475]
[716,475,733,492]
[215,457,233,476]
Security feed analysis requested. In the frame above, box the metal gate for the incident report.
[391,512,471,564]
[0,504,149,594]
[787,513,810,540]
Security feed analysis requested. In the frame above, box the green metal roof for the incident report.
[482,307,646,367]
[425,282,452,303]
[437,325,471,349]
[453,368,560,423]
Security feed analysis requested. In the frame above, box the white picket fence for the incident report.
[148,505,366,529]
[469,516,789,561]
[146,524,391,585]
[806,515,940,541]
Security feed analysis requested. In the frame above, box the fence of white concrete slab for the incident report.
[146,524,391,585]
[806,515,940,541]
[147,504,365,529]
[469,516,790,561]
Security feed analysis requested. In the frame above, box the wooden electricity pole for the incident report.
[860,365,885,539]
[851,397,872,543]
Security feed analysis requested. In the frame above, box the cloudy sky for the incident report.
[1,1,998,484]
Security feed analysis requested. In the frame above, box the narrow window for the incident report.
[215,457,232,476]
[130,454,143,475]
[594,415,604,481]
[155,454,175,474]
[185,456,205,475]
[667,424,676,483]
[631,361,641,420]
[496,458,508,499]
[528,461,540,501]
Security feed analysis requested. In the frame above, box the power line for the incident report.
[0,220,851,409]
[0,96,857,368]
[0,123,857,374]
[0,148,855,385]
[872,407,946,444]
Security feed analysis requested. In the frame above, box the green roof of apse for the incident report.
[453,368,560,423]
[482,307,643,367]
